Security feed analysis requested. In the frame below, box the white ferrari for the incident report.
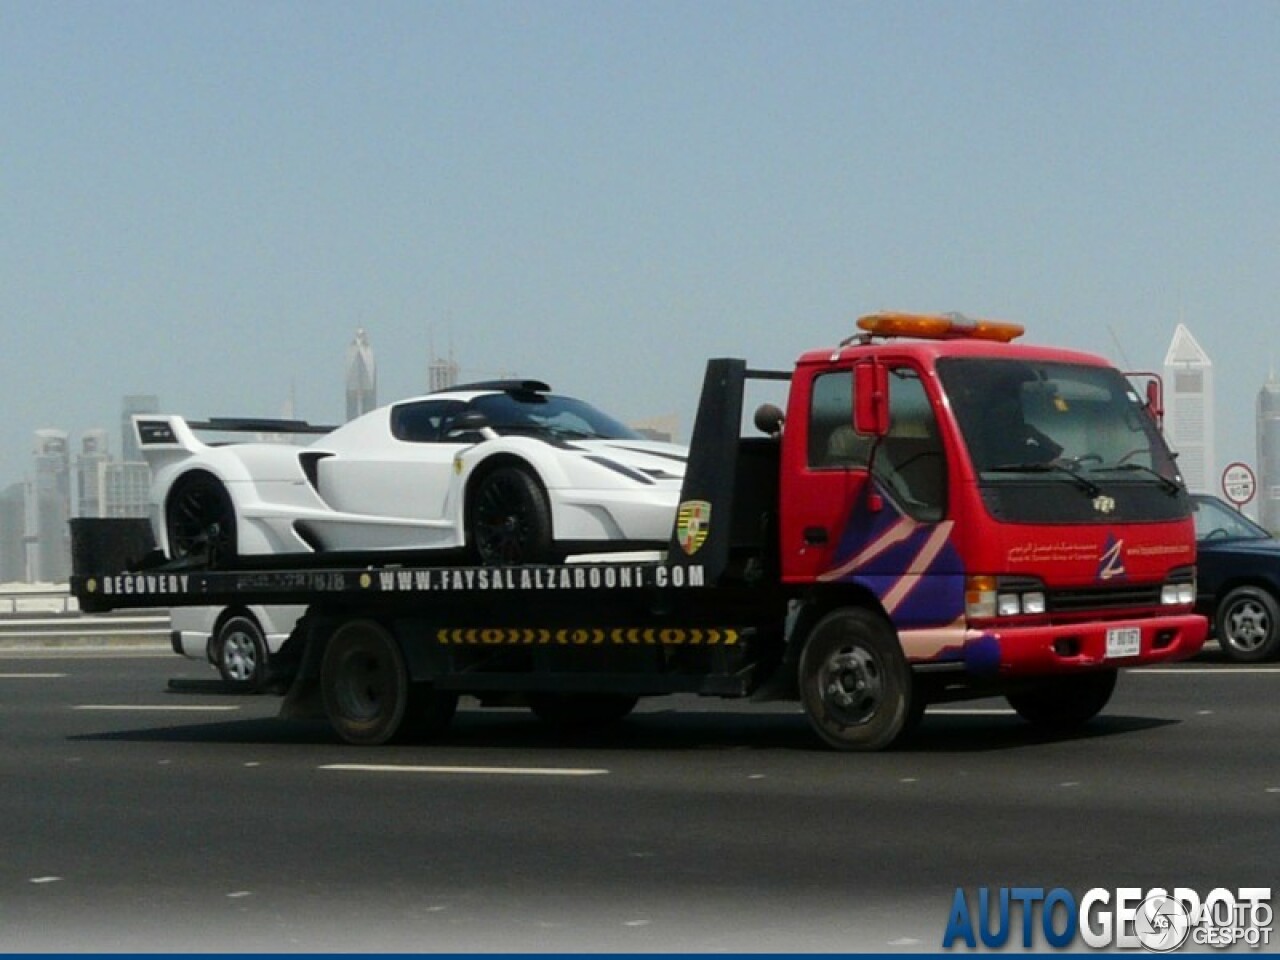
[135,380,687,568]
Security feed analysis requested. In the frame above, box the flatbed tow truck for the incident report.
[71,313,1207,750]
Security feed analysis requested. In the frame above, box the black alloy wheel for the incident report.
[467,465,553,565]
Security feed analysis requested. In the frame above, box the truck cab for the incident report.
[775,313,1201,688]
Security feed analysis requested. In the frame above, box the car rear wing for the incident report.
[132,415,337,454]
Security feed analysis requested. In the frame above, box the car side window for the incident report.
[390,400,466,443]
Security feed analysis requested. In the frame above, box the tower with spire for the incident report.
[345,328,377,421]
[1162,324,1214,494]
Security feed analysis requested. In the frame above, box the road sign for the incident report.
[1222,462,1257,506]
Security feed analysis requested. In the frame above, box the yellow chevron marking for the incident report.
[430,627,741,646]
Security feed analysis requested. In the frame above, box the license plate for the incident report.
[1106,627,1141,658]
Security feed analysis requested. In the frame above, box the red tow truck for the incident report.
[71,312,1206,750]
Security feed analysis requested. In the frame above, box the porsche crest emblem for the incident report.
[676,500,711,556]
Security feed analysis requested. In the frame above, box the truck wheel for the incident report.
[214,614,268,692]
[166,472,237,569]
[527,693,638,727]
[320,620,409,745]
[467,465,554,565]
[798,608,913,751]
[1005,670,1117,731]
[1215,586,1280,662]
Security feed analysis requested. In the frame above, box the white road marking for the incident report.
[1132,667,1280,674]
[0,672,66,678]
[928,707,1016,716]
[73,704,241,712]
[321,763,608,777]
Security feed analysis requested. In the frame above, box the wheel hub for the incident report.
[1227,602,1268,651]
[222,631,256,681]
[818,647,882,726]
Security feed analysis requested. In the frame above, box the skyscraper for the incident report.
[346,328,377,420]
[121,395,158,464]
[77,428,110,519]
[1162,324,1215,494]
[428,347,459,393]
[32,429,71,582]
[0,483,26,582]
[1257,373,1280,532]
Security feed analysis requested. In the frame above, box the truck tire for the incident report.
[527,693,638,727]
[1005,670,1117,731]
[1215,586,1280,663]
[466,465,554,565]
[320,620,409,746]
[214,613,269,692]
[798,608,913,751]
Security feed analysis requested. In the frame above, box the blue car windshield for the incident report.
[471,393,642,441]
[1193,495,1271,541]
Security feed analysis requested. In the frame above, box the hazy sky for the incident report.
[5,1,1279,492]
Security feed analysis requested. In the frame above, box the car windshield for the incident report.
[938,358,1178,482]
[1193,495,1272,541]
[471,393,642,441]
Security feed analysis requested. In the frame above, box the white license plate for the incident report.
[1106,627,1141,658]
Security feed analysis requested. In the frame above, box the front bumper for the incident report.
[961,612,1207,676]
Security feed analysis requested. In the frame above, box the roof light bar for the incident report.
[857,312,1025,343]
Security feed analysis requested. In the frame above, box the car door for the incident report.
[320,399,468,524]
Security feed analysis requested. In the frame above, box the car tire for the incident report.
[166,471,238,569]
[1215,586,1280,663]
[466,465,554,565]
[214,614,269,692]
[797,607,913,751]
[1005,670,1117,731]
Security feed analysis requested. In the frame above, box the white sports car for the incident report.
[135,380,687,568]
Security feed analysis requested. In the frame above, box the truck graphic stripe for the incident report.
[435,627,740,646]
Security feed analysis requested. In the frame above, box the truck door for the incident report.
[782,364,948,583]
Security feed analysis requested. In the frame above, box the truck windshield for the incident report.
[937,357,1185,522]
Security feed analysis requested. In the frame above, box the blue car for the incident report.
[1192,493,1280,662]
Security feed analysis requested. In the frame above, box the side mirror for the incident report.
[753,403,785,437]
[1124,371,1164,428]
[854,360,890,437]
[445,410,497,441]
[1145,379,1164,428]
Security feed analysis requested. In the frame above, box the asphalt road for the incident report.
[1,646,1276,952]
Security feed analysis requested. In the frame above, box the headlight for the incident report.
[1161,582,1195,605]
[968,577,1047,619]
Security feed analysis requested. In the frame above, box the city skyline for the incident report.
[7,5,1280,509]
[5,315,1278,584]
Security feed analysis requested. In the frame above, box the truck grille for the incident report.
[1047,584,1164,613]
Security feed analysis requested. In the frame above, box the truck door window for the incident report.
[807,368,946,522]
[882,368,947,522]
[808,370,868,468]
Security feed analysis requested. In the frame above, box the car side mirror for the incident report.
[445,410,497,442]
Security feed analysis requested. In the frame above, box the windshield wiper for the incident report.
[986,462,1101,497]
[1099,463,1181,495]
